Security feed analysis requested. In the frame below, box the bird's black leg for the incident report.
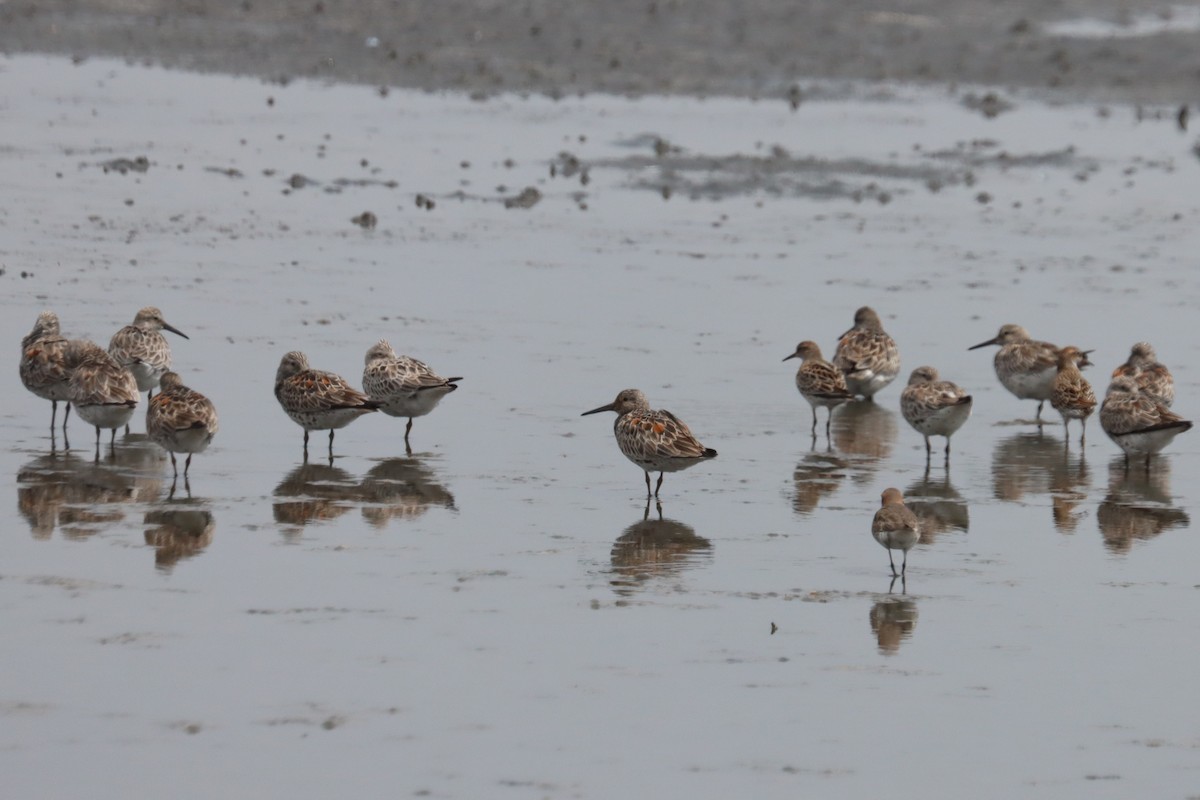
[654,472,664,498]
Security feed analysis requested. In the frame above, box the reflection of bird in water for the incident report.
[609,502,713,596]
[358,457,456,528]
[1049,449,1090,533]
[17,444,163,540]
[272,462,360,528]
[831,401,897,484]
[991,431,1088,506]
[144,500,215,572]
[904,467,969,543]
[1096,457,1189,555]
[791,448,847,516]
[870,595,918,655]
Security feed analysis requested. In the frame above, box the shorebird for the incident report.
[899,366,973,463]
[783,340,854,437]
[146,371,219,481]
[20,311,73,431]
[1050,346,1097,445]
[1100,376,1192,467]
[581,388,717,498]
[872,487,920,578]
[832,306,900,400]
[69,349,140,451]
[1110,342,1174,407]
[108,306,189,399]
[274,351,380,460]
[362,340,461,452]
[969,324,1091,423]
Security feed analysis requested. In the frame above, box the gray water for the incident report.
[4,56,1200,798]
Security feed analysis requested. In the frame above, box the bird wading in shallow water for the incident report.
[1100,376,1192,468]
[362,339,461,453]
[1050,346,1097,446]
[274,351,380,462]
[146,371,219,486]
[872,487,920,579]
[582,388,717,498]
[783,340,854,438]
[899,366,972,464]
[832,306,900,401]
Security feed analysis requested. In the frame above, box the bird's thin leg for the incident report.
[185,454,193,479]
[654,472,664,498]
[810,408,817,436]
[1036,400,1044,425]
[887,550,898,578]
[643,471,652,497]
[328,429,335,460]
[1080,418,1087,445]
[110,427,117,448]
[169,452,178,478]
[302,430,310,461]
[901,549,908,576]
[50,400,57,430]
[63,402,71,433]
[825,409,833,439]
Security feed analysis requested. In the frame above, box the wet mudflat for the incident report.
[3,55,1200,797]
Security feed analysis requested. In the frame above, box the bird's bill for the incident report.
[1078,349,1094,368]
[782,351,799,362]
[581,401,615,416]
[968,336,999,350]
[163,321,190,340]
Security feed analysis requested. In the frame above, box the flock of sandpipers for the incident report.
[18,305,1192,580]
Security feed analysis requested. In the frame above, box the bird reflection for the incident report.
[791,447,847,516]
[991,431,1091,532]
[272,462,359,529]
[904,467,969,543]
[870,594,918,655]
[609,501,712,596]
[17,443,163,540]
[144,499,215,572]
[1096,457,1189,554]
[831,401,897,484]
[358,456,456,528]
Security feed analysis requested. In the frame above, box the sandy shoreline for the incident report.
[2,0,1199,103]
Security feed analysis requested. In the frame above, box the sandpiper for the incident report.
[362,340,461,452]
[783,340,854,437]
[69,349,140,451]
[275,351,380,460]
[872,487,920,578]
[969,324,1088,423]
[1110,342,1174,407]
[108,306,189,400]
[20,311,73,431]
[899,366,973,463]
[581,388,717,498]
[832,306,900,400]
[1050,346,1097,445]
[1100,376,1192,467]
[146,371,219,481]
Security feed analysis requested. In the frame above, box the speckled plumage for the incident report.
[108,306,189,395]
[362,339,461,450]
[275,351,380,459]
[582,388,717,497]
[899,366,972,461]
[969,324,1090,422]
[871,487,920,577]
[832,306,900,400]
[783,340,854,436]
[20,311,72,428]
[146,371,219,479]
[1050,346,1097,444]
[1100,376,1192,466]
[69,349,140,448]
[1111,342,1174,407]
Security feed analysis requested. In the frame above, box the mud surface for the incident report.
[2,1,1200,102]
[3,53,1200,798]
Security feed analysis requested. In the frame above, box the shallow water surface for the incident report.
[3,56,1200,798]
